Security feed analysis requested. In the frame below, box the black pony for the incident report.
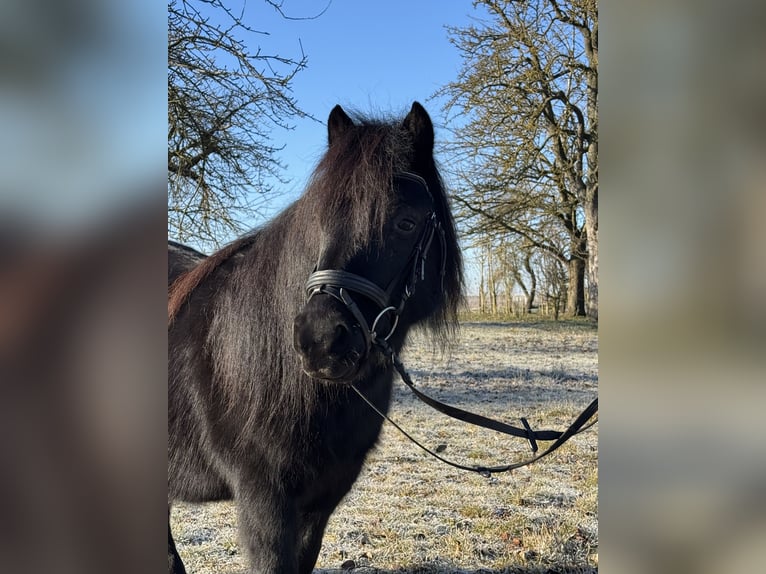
[168,102,463,573]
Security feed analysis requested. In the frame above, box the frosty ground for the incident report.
[170,320,598,573]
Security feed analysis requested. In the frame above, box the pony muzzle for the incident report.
[292,297,370,382]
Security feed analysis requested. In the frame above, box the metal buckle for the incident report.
[370,306,399,342]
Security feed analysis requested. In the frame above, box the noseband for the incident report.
[305,172,446,353]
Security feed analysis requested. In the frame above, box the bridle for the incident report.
[305,171,446,354]
[302,171,598,476]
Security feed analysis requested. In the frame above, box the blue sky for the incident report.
[242,0,481,217]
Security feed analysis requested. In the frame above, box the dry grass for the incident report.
[170,320,598,573]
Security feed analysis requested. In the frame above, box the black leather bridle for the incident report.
[305,171,446,353]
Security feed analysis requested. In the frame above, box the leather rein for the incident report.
[354,339,598,477]
[304,171,598,477]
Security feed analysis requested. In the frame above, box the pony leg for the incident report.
[168,518,187,574]
[297,510,332,574]
[235,483,299,573]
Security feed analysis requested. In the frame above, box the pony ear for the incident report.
[402,101,434,156]
[328,105,353,146]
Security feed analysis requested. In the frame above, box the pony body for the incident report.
[168,103,462,573]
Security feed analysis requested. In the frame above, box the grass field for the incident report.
[170,319,598,573]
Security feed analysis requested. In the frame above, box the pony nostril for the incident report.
[293,315,309,353]
[294,329,312,356]
[328,323,352,355]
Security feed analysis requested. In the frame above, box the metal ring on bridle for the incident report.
[370,306,399,342]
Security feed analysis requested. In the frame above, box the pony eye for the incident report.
[397,218,417,232]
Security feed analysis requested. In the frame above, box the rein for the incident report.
[352,337,598,477]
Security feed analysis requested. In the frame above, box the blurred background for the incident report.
[1,0,765,573]
[601,1,766,572]
[0,1,166,572]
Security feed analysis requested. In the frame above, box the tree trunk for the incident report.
[478,251,486,314]
[488,270,497,316]
[566,257,586,317]
[523,254,537,313]
[503,276,513,315]
[479,274,485,314]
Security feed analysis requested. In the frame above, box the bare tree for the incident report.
[538,249,568,320]
[505,242,539,315]
[439,0,597,318]
[491,236,534,316]
[168,0,313,248]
